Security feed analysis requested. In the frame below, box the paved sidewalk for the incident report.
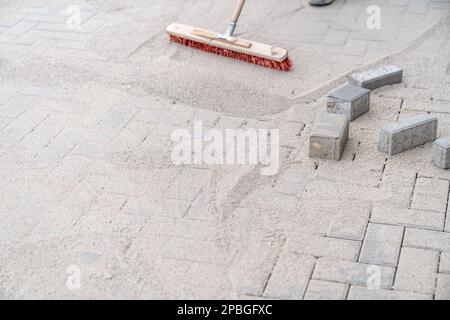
[0,0,449,299]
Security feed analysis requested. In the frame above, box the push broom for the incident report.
[166,0,293,71]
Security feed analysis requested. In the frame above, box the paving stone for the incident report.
[264,253,315,299]
[433,136,450,169]
[327,202,371,241]
[3,20,38,37]
[0,13,26,27]
[229,240,284,295]
[14,30,47,45]
[394,247,439,294]
[411,177,448,213]
[0,109,48,146]
[349,65,403,90]
[24,14,67,24]
[0,95,36,118]
[378,114,438,155]
[371,205,445,231]
[286,235,360,261]
[347,286,432,300]
[327,84,370,121]
[313,258,395,288]
[404,228,450,252]
[77,19,105,34]
[35,22,71,32]
[309,112,349,160]
[359,223,404,267]
[98,105,137,130]
[435,274,450,300]
[304,280,348,300]
[439,252,450,273]
[17,122,62,152]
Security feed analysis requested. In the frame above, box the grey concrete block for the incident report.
[410,177,449,213]
[436,274,450,300]
[378,114,437,155]
[327,84,370,121]
[264,252,315,299]
[304,280,348,300]
[309,112,349,160]
[394,247,439,294]
[348,286,432,300]
[433,136,450,169]
[313,258,395,289]
[359,223,403,267]
[349,65,403,90]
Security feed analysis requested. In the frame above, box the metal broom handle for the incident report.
[225,0,246,37]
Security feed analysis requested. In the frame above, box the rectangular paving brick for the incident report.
[0,95,36,118]
[229,240,284,295]
[378,114,438,155]
[435,274,450,300]
[359,223,404,267]
[313,258,395,288]
[433,136,450,169]
[0,109,48,146]
[0,13,26,27]
[285,235,360,261]
[394,247,439,294]
[3,20,38,37]
[309,112,349,160]
[304,280,348,300]
[404,228,450,252]
[349,65,403,90]
[371,205,445,231]
[14,30,47,45]
[439,252,450,273]
[327,84,370,121]
[347,286,432,300]
[327,203,371,241]
[411,177,449,213]
[264,252,315,299]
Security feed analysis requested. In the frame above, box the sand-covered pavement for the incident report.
[0,0,449,299]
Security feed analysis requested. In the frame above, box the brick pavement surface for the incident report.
[0,0,449,299]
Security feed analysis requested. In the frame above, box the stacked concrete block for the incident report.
[327,84,370,121]
[309,112,349,161]
[349,65,403,90]
[378,114,437,155]
[433,136,450,169]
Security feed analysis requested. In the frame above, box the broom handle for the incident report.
[225,0,246,37]
[231,0,246,24]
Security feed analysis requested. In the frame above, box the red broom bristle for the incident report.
[170,35,293,71]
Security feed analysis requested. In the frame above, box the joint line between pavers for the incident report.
[433,251,442,300]
[356,204,373,261]
[261,238,287,297]
[444,187,450,232]
[391,227,406,288]
[302,257,317,300]
[408,172,419,210]
[395,98,404,122]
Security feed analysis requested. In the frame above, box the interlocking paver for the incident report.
[264,252,315,299]
[394,247,439,294]
[435,274,450,300]
[304,280,348,300]
[0,0,449,300]
[286,235,360,261]
[359,223,404,267]
[347,286,432,300]
[313,258,396,289]
[411,177,449,213]
[371,205,445,231]
[403,228,450,252]
[229,240,284,295]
